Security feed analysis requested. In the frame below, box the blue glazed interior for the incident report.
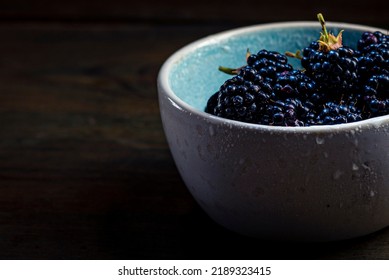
[169,25,364,111]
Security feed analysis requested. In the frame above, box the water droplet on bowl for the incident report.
[209,125,215,136]
[316,136,325,145]
[362,163,371,171]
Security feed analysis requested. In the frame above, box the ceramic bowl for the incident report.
[157,22,389,241]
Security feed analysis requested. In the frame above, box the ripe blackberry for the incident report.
[205,13,389,127]
[211,67,318,126]
[273,69,317,101]
[300,14,359,98]
[357,31,389,51]
[364,74,389,98]
[366,97,389,118]
[357,42,388,73]
[219,49,293,85]
[246,49,293,83]
[356,31,389,99]
[205,91,219,114]
[207,66,273,124]
[207,49,297,125]
[315,101,362,125]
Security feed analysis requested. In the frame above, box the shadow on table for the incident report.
[99,200,389,260]
[178,207,389,260]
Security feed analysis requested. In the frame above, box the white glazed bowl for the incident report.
[158,22,389,241]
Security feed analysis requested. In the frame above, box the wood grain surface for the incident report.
[0,1,388,259]
[1,0,388,27]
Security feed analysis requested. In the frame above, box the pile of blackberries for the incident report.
[205,15,388,127]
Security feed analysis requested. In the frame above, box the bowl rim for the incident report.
[158,21,389,133]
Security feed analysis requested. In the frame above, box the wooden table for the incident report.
[0,1,388,259]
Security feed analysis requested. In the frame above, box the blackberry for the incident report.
[300,14,359,98]
[205,13,389,127]
[357,31,389,51]
[357,32,378,51]
[219,49,293,85]
[205,91,219,114]
[356,31,389,98]
[207,66,273,124]
[315,101,362,125]
[246,49,293,83]
[273,69,317,101]
[249,97,306,127]
[364,74,389,98]
[357,43,388,77]
[270,70,323,126]
[207,50,296,125]
[210,65,319,126]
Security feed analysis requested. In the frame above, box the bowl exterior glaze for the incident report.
[158,22,389,241]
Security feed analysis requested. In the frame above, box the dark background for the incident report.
[1,0,388,26]
[0,0,388,259]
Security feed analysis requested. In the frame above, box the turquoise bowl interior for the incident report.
[169,23,367,112]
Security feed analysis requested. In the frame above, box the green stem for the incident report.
[285,50,302,59]
[317,13,329,42]
[218,66,239,75]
